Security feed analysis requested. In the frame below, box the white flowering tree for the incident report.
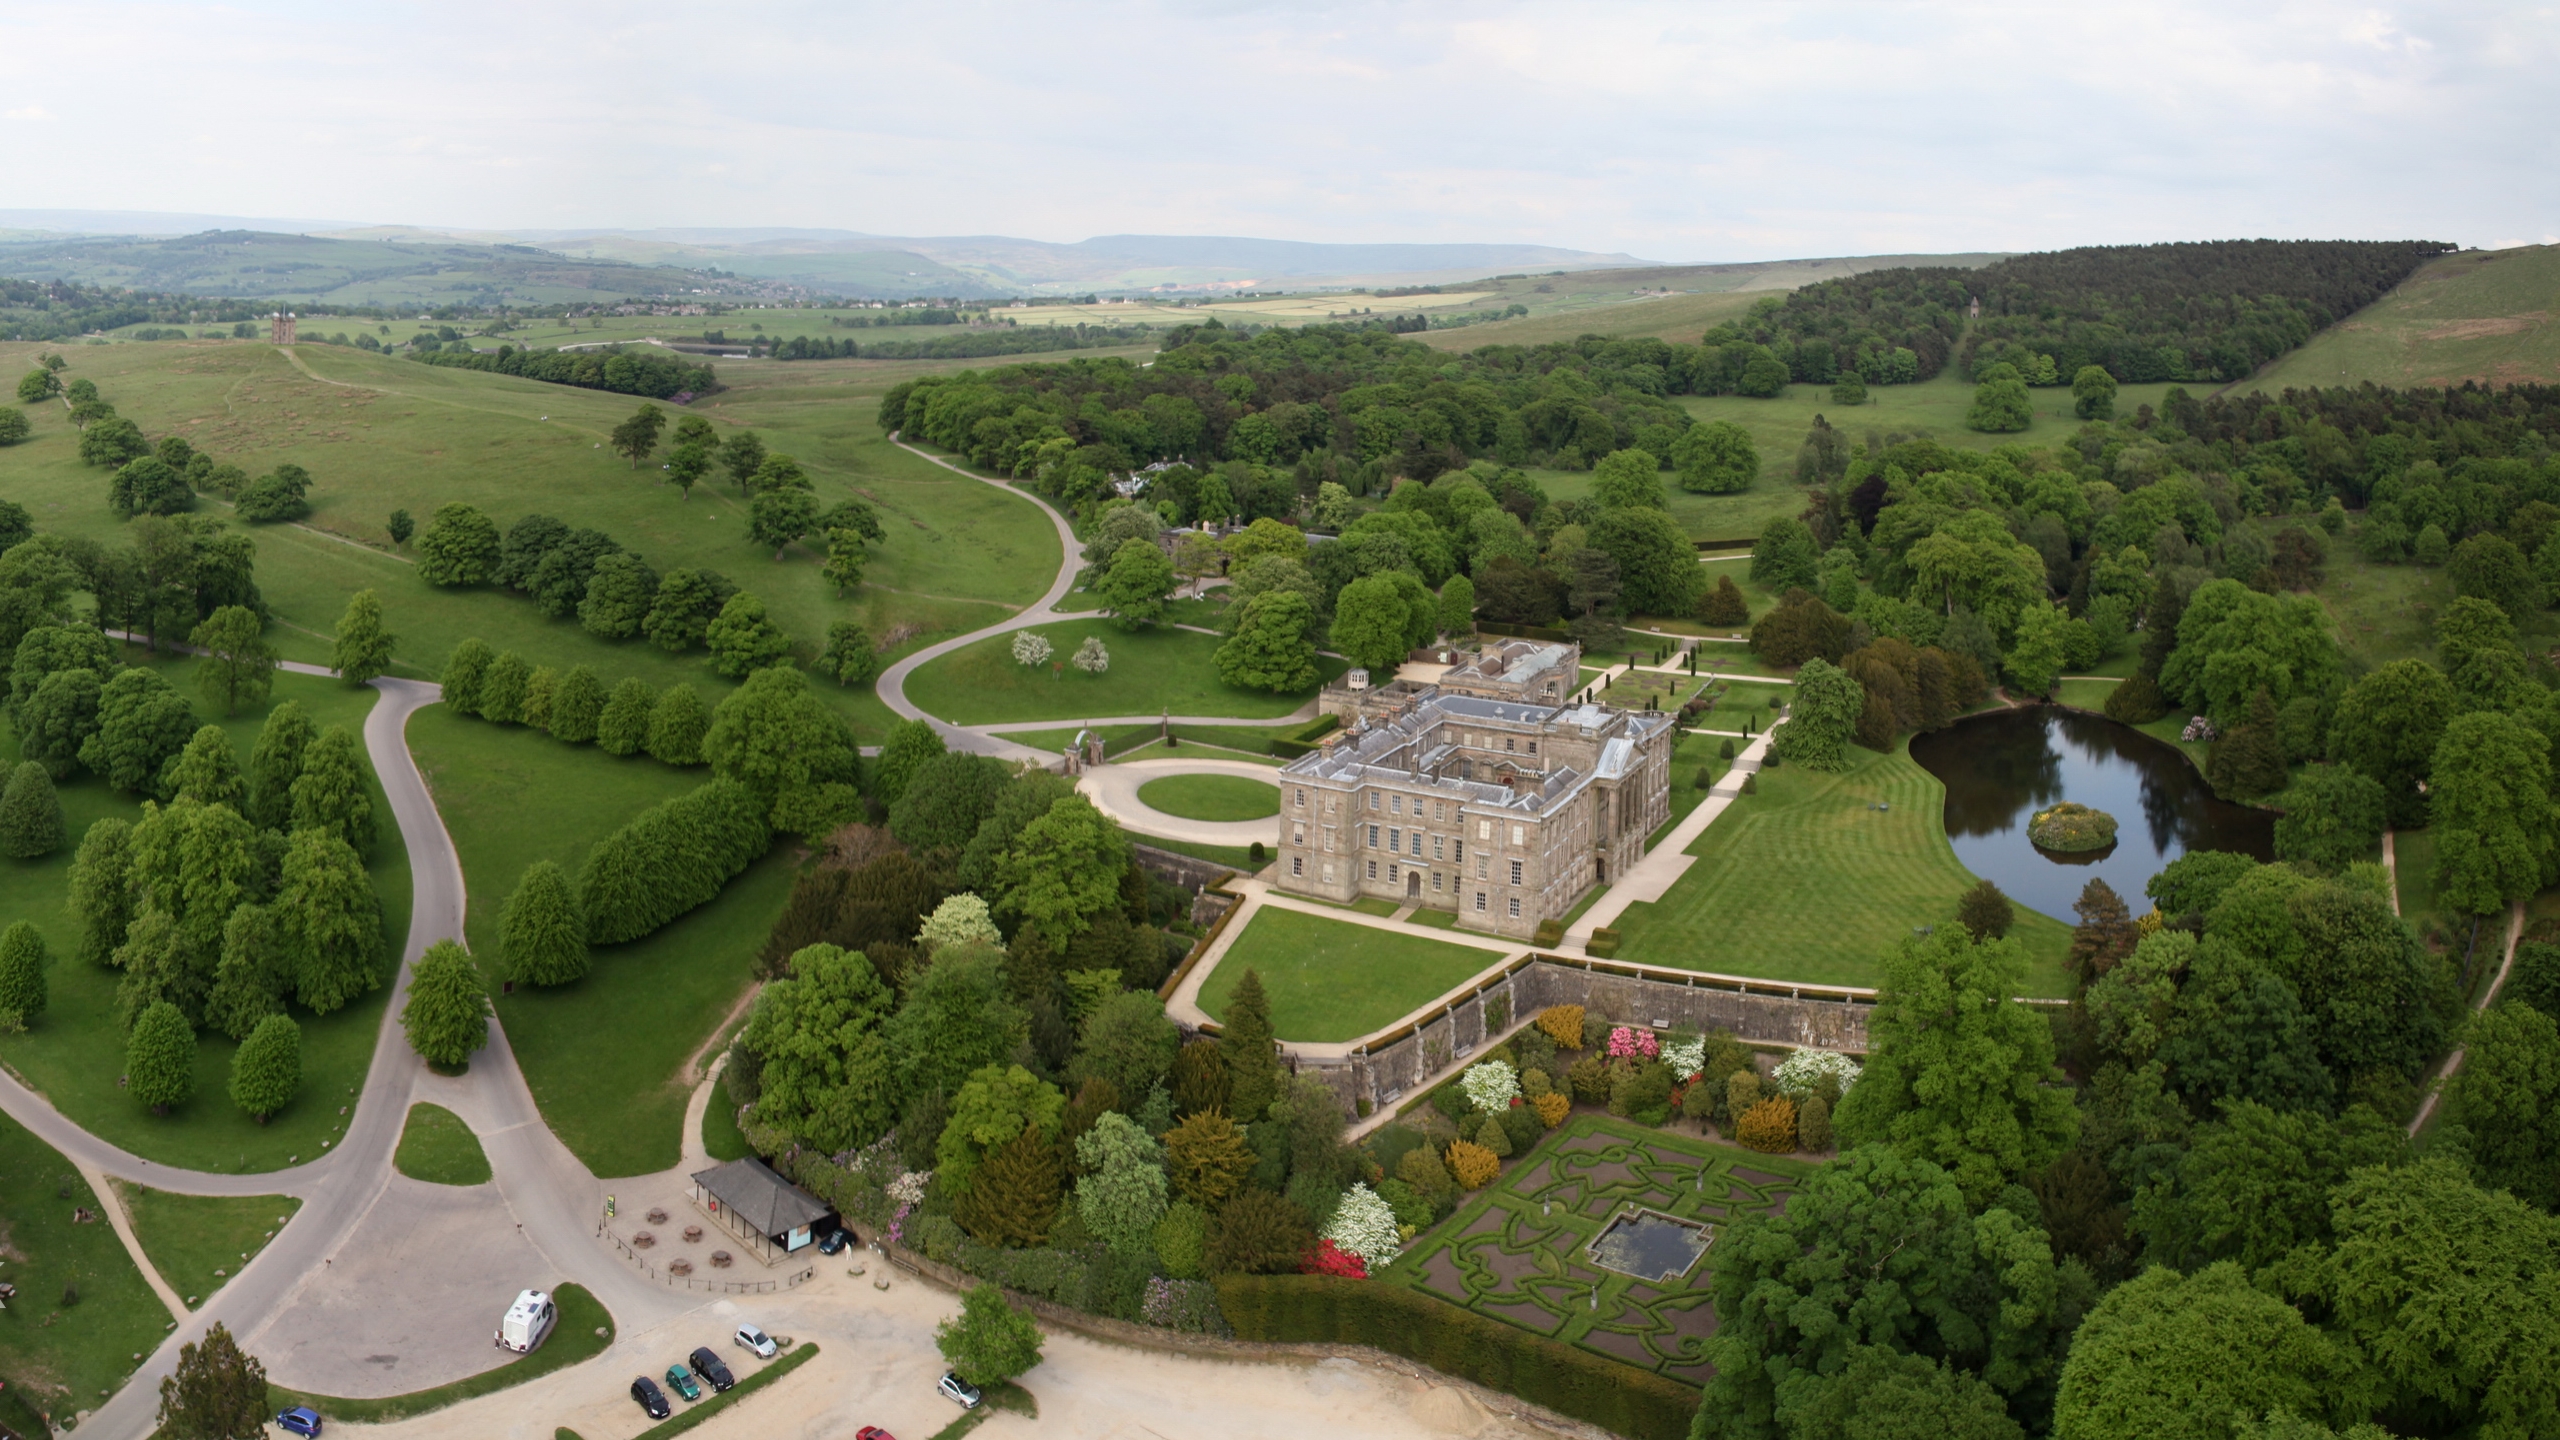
[1459,1059,1520,1114]
[1663,1035,1707,1080]
[1012,631,1054,668]
[1772,1047,1862,1097]
[917,893,1001,953]
[1323,1182,1402,1269]
[1073,635,1111,675]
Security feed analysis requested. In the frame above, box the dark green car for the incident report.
[665,1363,704,1403]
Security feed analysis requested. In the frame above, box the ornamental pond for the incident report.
[1908,706,2276,924]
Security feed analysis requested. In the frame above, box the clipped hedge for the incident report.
[1214,1275,1699,1440]
[1268,713,1343,760]
[577,778,773,942]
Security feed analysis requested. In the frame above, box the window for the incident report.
[1293,827,1305,846]
[1389,827,1402,850]
[1322,863,1334,881]
[1454,841,1464,862]
[1391,795,1403,815]
[1511,824,1525,846]
[1291,856,1304,876]
[1388,864,1399,884]
[1368,792,1379,810]
[1410,832,1423,856]
[1433,871,1444,891]
[1509,896,1521,918]
[1505,736,1516,752]
[1367,860,1378,879]
[1295,788,1306,807]
[1368,825,1379,847]
[1509,860,1524,885]
[1433,802,1445,821]
[1476,857,1488,878]
[1432,836,1445,860]
[1477,820,1492,840]
[1475,891,1487,911]
[1527,741,1538,755]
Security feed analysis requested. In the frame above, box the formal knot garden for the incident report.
[1380,1116,1803,1385]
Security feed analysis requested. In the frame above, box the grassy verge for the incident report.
[1112,737,1286,767]
[0,1113,171,1418]
[0,666,409,1173]
[394,1102,493,1185]
[636,1342,821,1439]
[406,704,791,1177]
[702,1074,750,1163]
[112,1185,300,1310]
[1607,739,2072,996]
[1135,774,1280,822]
[903,619,1342,725]
[271,1283,613,1425]
[924,1379,1036,1440]
[1198,908,1509,1043]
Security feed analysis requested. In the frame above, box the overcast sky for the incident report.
[2,0,2551,259]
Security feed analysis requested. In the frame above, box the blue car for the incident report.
[276,1406,324,1437]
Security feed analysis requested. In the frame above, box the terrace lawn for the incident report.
[903,620,1343,725]
[1197,907,1509,1043]
[1136,774,1281,822]
[113,1186,302,1309]
[0,665,410,1173]
[1607,740,2072,997]
[406,705,787,1177]
[394,1103,493,1186]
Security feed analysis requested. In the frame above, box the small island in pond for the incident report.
[2028,802,2118,853]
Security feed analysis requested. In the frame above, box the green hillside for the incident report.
[2245,243,2560,393]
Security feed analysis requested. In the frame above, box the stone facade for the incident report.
[1275,643,1674,941]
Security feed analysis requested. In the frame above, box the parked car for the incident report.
[631,1376,671,1420]
[735,1323,778,1359]
[665,1363,703,1402]
[689,1346,736,1392]
[937,1372,983,1410]
[817,1226,852,1255]
[274,1406,324,1437]
[855,1428,898,1440]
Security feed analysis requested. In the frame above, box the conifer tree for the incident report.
[0,920,48,1028]
[0,759,64,859]
[278,830,380,1013]
[330,589,396,685]
[67,816,137,966]
[204,903,289,1040]
[156,1321,269,1439]
[499,860,589,986]
[1169,1037,1231,1118]
[955,1124,1063,1246]
[1219,967,1281,1123]
[1700,573,1751,626]
[520,665,559,732]
[646,683,709,765]
[227,1012,301,1122]
[127,999,196,1113]
[549,665,606,744]
[242,699,313,830]
[164,726,245,811]
[289,725,375,859]
[402,939,491,1068]
[596,677,655,756]
[476,651,530,724]
[439,638,494,716]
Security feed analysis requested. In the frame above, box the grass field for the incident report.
[702,1074,750,1163]
[2250,244,2560,392]
[1196,907,1507,1043]
[903,620,1343,725]
[113,1185,301,1309]
[0,1113,171,1418]
[1135,774,1280,821]
[2306,537,2560,672]
[405,705,787,1177]
[1607,740,2072,996]
[271,1283,614,1425]
[394,1103,493,1185]
[0,336,1066,745]
[0,666,411,1172]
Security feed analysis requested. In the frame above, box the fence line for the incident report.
[603,1229,815,1295]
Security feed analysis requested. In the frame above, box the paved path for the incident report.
[1077,757,1287,847]
[1566,725,1779,946]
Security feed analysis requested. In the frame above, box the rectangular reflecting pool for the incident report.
[1587,1208,1712,1282]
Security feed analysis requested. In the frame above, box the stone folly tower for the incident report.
[270,311,298,345]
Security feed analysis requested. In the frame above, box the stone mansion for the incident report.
[1273,640,1676,941]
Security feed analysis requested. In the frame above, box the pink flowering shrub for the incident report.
[1606,1026,1660,1060]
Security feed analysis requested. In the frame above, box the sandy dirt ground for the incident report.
[331,1255,1549,1440]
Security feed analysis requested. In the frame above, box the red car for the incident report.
[856,1429,897,1440]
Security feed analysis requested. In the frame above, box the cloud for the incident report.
[2,107,52,121]
[0,0,2549,259]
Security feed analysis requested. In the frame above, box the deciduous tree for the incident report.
[1589,448,1665,509]
[2429,710,2557,916]
[1216,590,1319,693]
[741,942,898,1152]
[0,919,48,1029]
[416,502,501,587]
[128,999,196,1113]
[0,758,63,858]
[81,667,198,792]
[704,591,793,677]
[227,1012,301,1122]
[596,677,655,755]
[548,665,606,744]
[2331,659,2456,827]
[499,860,590,987]
[935,1282,1043,1385]
[1674,421,1759,494]
[288,725,375,859]
[609,402,666,469]
[646,683,709,765]
[401,938,490,1068]
[278,829,380,1013]
[1097,538,1175,630]
[2051,1263,2342,1440]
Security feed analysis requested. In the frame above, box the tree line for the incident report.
[410,344,717,400]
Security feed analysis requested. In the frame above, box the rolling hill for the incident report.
[2244,243,2560,392]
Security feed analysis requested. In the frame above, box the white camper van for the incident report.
[495,1289,557,1353]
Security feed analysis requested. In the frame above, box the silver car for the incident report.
[937,1372,983,1409]
[735,1322,778,1360]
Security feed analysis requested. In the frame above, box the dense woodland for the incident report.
[410,343,717,399]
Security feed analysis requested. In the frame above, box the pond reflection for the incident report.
[1908,707,2275,923]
